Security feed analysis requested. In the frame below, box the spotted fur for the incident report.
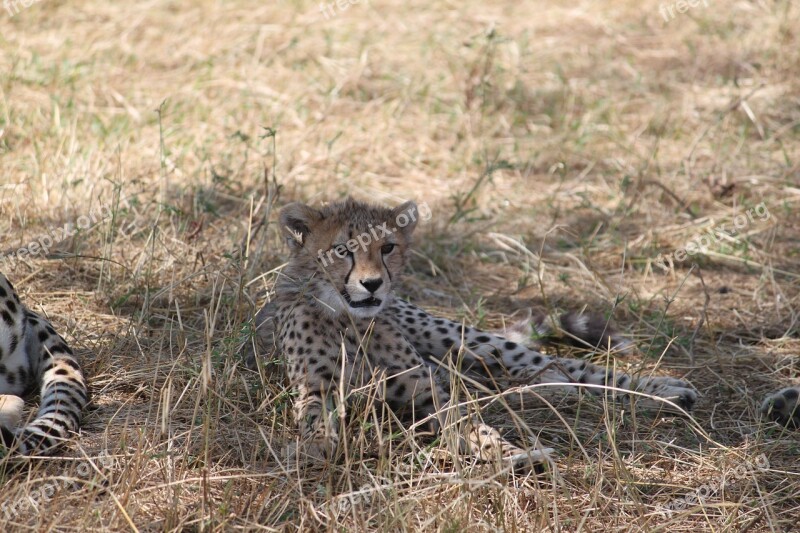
[247,198,794,468]
[245,198,701,467]
[0,273,87,455]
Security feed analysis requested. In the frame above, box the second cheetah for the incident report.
[0,272,88,455]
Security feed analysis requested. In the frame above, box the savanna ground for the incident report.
[1,0,799,530]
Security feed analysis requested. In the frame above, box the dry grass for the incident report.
[1,0,799,530]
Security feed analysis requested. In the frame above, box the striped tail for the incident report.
[0,317,88,455]
[493,309,633,354]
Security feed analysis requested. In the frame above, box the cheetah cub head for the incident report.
[279,198,420,318]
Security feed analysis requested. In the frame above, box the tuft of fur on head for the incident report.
[277,197,419,318]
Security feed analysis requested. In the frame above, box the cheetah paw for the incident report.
[760,387,800,428]
[285,437,337,465]
[467,424,555,473]
[503,447,556,474]
[0,395,24,430]
[633,376,698,413]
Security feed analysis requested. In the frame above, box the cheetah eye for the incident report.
[381,243,396,255]
[333,244,352,259]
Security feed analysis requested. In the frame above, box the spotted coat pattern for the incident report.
[250,198,798,466]
[0,273,88,455]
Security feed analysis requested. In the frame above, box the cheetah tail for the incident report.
[2,344,88,456]
[495,310,634,355]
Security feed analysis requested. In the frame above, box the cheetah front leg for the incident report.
[283,339,360,463]
[290,381,340,461]
[283,329,447,463]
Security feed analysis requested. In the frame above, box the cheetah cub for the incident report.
[0,273,88,455]
[249,198,705,469]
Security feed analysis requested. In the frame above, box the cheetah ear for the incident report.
[391,200,419,239]
[279,202,322,249]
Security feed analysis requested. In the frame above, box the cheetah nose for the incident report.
[360,278,384,293]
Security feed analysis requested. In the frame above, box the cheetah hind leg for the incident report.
[761,387,800,428]
[466,422,555,473]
